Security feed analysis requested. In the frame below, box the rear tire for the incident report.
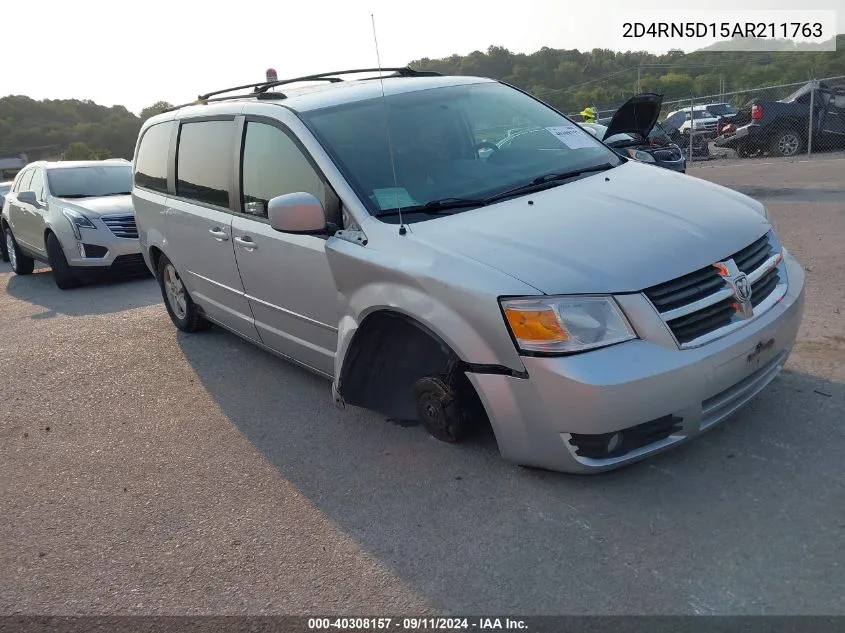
[770,129,802,157]
[157,254,209,333]
[4,225,34,275]
[46,232,79,290]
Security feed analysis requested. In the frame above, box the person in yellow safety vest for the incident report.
[579,106,597,123]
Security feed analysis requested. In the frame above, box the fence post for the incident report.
[688,94,694,164]
[807,79,815,157]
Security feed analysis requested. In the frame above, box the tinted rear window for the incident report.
[175,120,233,208]
[135,121,174,193]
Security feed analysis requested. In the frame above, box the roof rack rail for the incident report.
[197,66,440,100]
[160,67,442,114]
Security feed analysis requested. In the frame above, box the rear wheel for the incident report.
[157,254,209,332]
[46,232,79,289]
[770,129,802,157]
[4,225,34,275]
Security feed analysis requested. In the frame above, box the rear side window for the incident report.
[17,169,34,192]
[176,120,233,208]
[135,121,173,193]
[29,169,45,200]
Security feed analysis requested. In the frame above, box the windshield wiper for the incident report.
[483,162,616,204]
[376,197,487,217]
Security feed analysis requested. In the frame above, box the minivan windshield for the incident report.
[47,165,132,198]
[300,81,622,221]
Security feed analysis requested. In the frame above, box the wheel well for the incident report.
[148,246,163,277]
[337,310,488,424]
[772,119,806,138]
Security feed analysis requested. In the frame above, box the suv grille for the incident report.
[102,214,138,239]
[644,232,786,347]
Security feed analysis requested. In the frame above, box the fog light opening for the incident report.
[606,432,623,455]
[77,242,86,257]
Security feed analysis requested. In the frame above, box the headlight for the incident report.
[62,208,96,240]
[626,148,655,163]
[500,296,637,354]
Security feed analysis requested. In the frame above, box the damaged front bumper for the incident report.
[465,251,806,474]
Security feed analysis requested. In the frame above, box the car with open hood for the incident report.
[131,68,805,474]
[577,93,686,172]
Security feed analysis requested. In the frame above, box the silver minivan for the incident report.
[132,68,805,474]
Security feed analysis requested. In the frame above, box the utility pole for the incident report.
[637,66,641,93]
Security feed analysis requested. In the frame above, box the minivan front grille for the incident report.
[101,214,138,239]
[644,231,786,347]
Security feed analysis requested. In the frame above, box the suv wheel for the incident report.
[771,129,802,157]
[46,233,79,289]
[157,254,209,332]
[4,225,34,275]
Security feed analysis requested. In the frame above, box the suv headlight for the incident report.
[500,296,637,354]
[62,208,97,239]
[626,148,655,163]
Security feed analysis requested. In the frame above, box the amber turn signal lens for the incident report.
[503,307,569,342]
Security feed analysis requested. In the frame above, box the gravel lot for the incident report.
[1,157,843,616]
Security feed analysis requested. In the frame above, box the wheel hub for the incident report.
[6,232,16,270]
[163,264,188,320]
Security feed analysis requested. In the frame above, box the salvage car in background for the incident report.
[714,80,845,157]
[578,93,686,172]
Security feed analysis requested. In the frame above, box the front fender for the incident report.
[326,235,532,383]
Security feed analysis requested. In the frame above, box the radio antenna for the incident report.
[370,13,406,236]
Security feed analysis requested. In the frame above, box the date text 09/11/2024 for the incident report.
[622,22,824,39]
[307,617,528,630]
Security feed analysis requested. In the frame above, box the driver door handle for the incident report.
[234,235,257,251]
[209,228,229,241]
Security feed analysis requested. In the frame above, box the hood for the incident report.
[603,93,663,139]
[58,194,133,217]
[407,161,770,295]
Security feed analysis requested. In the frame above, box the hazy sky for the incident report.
[2,0,842,114]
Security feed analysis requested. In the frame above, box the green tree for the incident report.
[64,141,96,160]
[139,101,173,121]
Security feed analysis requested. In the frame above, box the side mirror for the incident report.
[267,192,328,235]
[18,190,38,206]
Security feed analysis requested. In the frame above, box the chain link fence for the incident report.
[566,75,845,165]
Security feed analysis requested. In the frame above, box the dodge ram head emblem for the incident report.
[713,260,754,319]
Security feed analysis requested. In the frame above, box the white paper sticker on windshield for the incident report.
[371,187,418,210]
[545,125,595,149]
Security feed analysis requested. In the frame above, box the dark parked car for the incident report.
[580,93,687,172]
[0,181,11,207]
[714,80,845,157]
[663,112,711,158]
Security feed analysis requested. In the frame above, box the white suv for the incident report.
[667,105,719,136]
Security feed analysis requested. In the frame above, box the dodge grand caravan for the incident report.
[132,68,805,474]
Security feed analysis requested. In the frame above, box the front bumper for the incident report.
[468,250,806,474]
[56,217,143,269]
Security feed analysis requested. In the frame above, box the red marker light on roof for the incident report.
[266,68,278,82]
